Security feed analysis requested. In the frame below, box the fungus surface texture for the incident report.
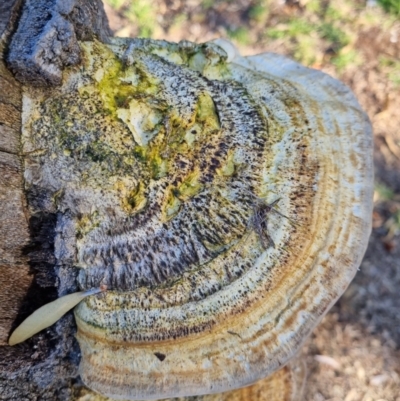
[21,38,373,400]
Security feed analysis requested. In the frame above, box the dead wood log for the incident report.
[0,1,111,399]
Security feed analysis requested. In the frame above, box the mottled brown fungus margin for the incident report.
[20,37,373,400]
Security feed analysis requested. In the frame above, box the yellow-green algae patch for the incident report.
[218,150,236,177]
[76,41,230,188]
[163,188,182,221]
[176,169,203,201]
[84,42,160,118]
[196,92,221,131]
[76,211,101,239]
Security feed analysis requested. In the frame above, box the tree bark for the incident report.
[0,1,112,400]
[0,0,30,347]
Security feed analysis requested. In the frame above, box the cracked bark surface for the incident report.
[0,1,112,399]
[7,0,111,86]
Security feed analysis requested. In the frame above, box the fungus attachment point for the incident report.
[8,288,103,346]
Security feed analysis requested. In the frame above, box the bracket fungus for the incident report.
[16,37,373,400]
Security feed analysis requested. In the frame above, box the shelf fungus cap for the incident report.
[21,38,373,400]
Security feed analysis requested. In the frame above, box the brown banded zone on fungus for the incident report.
[20,38,373,400]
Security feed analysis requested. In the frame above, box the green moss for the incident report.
[377,0,400,16]
[293,35,319,66]
[248,4,269,23]
[132,145,146,162]
[124,0,157,38]
[227,27,250,45]
[90,45,160,122]
[305,0,322,13]
[332,49,361,72]
[319,23,349,50]
[95,60,134,116]
[184,43,230,79]
[81,43,177,177]
[374,182,395,201]
[161,170,203,221]
[267,19,315,41]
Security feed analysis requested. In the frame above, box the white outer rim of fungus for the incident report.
[211,38,240,63]
[8,288,102,346]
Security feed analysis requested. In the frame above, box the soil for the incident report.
[103,1,400,400]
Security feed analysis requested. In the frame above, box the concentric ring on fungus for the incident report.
[19,38,373,400]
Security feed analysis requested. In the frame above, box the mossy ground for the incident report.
[102,1,400,400]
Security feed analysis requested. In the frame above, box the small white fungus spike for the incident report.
[8,288,103,346]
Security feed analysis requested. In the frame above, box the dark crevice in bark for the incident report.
[0,147,18,155]
[1,208,83,401]
[0,0,24,46]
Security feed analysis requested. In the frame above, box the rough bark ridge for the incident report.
[0,1,111,400]
[0,0,30,349]
[7,0,111,86]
